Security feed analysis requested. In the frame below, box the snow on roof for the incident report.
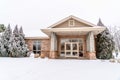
[24,30,48,37]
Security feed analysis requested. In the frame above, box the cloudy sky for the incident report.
[0,0,120,37]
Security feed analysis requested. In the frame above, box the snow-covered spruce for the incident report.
[0,24,12,57]
[10,25,29,57]
[96,19,114,59]
[0,25,29,57]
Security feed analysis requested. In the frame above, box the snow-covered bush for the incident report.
[117,59,120,63]
[109,59,116,63]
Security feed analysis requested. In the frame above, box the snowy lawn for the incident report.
[0,57,120,80]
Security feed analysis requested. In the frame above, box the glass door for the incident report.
[60,38,84,58]
[65,42,79,57]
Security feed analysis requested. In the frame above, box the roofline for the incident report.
[25,37,49,40]
[41,26,106,36]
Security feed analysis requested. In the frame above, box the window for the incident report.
[68,20,75,26]
[33,41,41,54]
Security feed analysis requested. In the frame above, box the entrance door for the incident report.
[65,42,79,58]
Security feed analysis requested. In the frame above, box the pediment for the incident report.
[48,15,96,28]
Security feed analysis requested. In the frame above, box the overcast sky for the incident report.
[0,0,120,37]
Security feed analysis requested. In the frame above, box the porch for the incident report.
[41,27,105,59]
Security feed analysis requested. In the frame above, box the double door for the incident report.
[65,42,79,58]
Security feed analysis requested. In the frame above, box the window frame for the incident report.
[33,40,41,54]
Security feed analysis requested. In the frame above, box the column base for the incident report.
[49,51,58,59]
[85,52,96,60]
[41,51,49,57]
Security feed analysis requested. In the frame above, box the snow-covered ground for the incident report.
[0,56,120,80]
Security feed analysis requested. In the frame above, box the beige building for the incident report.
[25,15,105,59]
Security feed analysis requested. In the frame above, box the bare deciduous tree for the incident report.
[107,26,120,58]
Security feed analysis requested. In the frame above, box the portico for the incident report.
[41,15,105,59]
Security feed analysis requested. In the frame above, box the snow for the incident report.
[0,57,120,80]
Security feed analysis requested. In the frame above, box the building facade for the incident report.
[25,15,105,59]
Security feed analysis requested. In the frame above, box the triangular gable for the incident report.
[48,15,96,28]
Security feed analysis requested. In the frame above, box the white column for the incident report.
[50,32,57,51]
[86,31,95,52]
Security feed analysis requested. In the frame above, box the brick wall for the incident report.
[25,39,33,51]
[25,39,50,57]
[41,39,50,57]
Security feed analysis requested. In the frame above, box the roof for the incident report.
[25,37,49,40]
[41,26,106,36]
[48,15,97,28]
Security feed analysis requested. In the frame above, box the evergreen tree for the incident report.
[19,26,29,57]
[19,27,25,37]
[0,24,12,57]
[11,25,20,57]
[0,25,29,57]
[96,19,114,59]
[11,26,29,57]
[0,24,6,32]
